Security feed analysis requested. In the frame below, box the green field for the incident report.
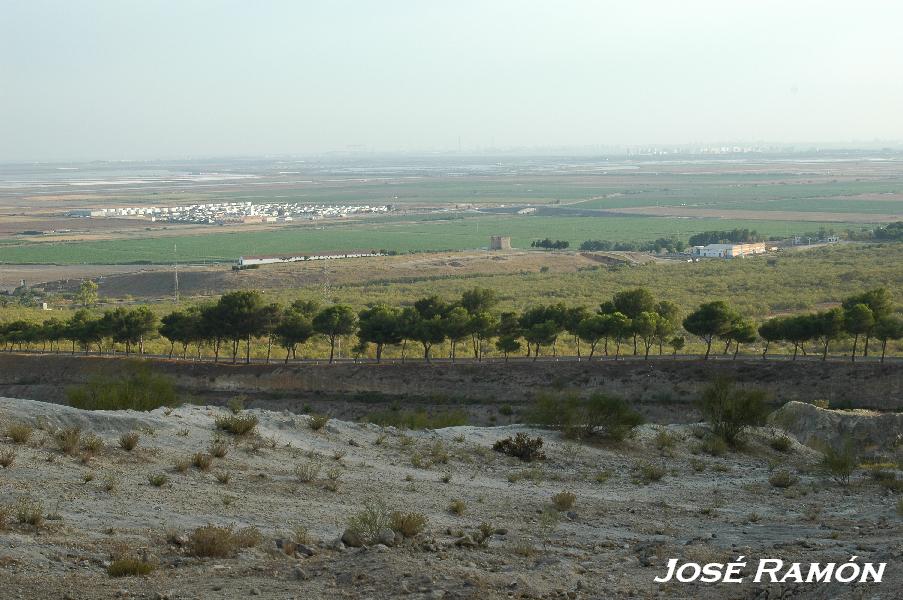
[0,214,869,265]
[4,243,901,359]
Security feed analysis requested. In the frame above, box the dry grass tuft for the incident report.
[215,414,258,436]
[188,524,260,558]
[448,499,467,516]
[107,557,156,577]
[192,453,213,471]
[390,511,427,538]
[307,414,330,431]
[295,461,321,482]
[0,448,16,468]
[119,432,140,451]
[148,473,168,487]
[209,437,229,458]
[55,426,82,456]
[15,497,44,527]
[82,433,104,454]
[769,469,799,489]
[551,491,576,511]
[6,422,33,444]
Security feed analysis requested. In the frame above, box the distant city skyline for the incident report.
[2,1,902,161]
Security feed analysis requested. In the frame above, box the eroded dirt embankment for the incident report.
[0,354,899,423]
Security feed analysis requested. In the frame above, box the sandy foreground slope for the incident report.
[0,398,900,600]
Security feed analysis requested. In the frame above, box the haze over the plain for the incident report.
[2,0,902,161]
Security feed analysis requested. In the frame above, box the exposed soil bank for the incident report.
[0,354,899,424]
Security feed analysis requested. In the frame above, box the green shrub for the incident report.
[696,378,768,446]
[530,392,643,441]
[868,469,902,492]
[820,442,857,485]
[227,396,245,414]
[346,499,392,544]
[492,433,546,462]
[148,473,168,487]
[769,435,793,452]
[215,414,258,436]
[66,367,177,411]
[699,434,728,456]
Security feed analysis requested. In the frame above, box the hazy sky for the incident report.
[2,0,903,160]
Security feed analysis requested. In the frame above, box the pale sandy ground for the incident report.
[0,398,900,600]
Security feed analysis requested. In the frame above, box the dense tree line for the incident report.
[1,287,900,363]
[755,288,903,362]
[580,238,686,253]
[688,229,762,246]
[531,238,570,250]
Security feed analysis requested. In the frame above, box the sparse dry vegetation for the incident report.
[0,448,16,468]
[492,433,546,462]
[187,524,260,558]
[769,469,799,488]
[55,426,82,456]
[119,431,140,451]
[6,422,33,444]
[215,414,258,436]
[307,414,329,431]
[192,452,213,471]
[551,491,576,511]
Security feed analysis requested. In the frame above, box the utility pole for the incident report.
[173,243,179,303]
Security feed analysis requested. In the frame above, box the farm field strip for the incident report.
[0,214,869,265]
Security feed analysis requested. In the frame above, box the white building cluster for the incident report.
[68,202,390,224]
[238,251,384,267]
[691,242,768,258]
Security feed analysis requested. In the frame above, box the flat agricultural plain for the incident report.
[1,155,901,265]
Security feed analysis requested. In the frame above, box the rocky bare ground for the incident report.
[0,398,900,599]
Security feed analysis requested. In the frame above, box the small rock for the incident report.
[566,511,577,521]
[328,539,346,552]
[455,535,477,548]
[341,529,364,548]
[377,529,396,547]
[374,544,389,552]
[295,544,316,557]
[294,567,310,581]
[250,589,261,596]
